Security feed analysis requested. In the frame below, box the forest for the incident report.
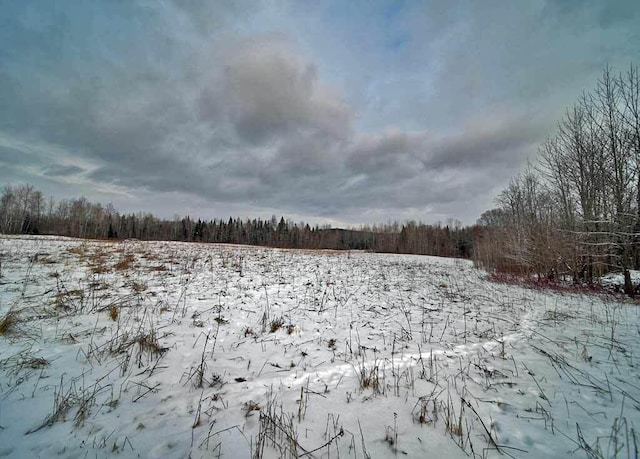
[0,182,473,258]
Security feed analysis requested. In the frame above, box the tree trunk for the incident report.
[624,269,634,297]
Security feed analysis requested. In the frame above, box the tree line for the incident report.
[475,64,640,293]
[0,183,473,258]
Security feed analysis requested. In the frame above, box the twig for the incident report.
[298,428,344,457]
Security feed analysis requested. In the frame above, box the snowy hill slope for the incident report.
[0,235,638,458]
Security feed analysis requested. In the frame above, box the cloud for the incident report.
[0,145,28,164]
[224,38,351,144]
[42,164,85,177]
[347,129,428,183]
[424,115,546,171]
[0,1,638,225]
[57,34,356,215]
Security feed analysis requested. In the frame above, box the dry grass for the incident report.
[91,262,110,274]
[115,254,136,271]
[0,348,49,378]
[0,308,20,335]
[141,251,161,261]
[54,289,85,310]
[66,246,87,256]
[149,264,168,272]
[355,356,383,394]
[269,317,284,333]
[35,255,57,265]
[130,281,147,293]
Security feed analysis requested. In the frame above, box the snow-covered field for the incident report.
[0,235,638,459]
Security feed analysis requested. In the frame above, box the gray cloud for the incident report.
[66,36,355,207]
[0,146,28,164]
[0,1,638,225]
[424,115,546,171]
[42,165,85,178]
[348,130,427,176]
[224,38,351,144]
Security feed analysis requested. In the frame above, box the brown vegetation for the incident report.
[475,64,640,293]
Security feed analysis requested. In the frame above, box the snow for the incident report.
[601,269,640,288]
[0,235,638,458]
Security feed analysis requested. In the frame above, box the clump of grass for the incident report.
[26,376,109,434]
[253,391,317,458]
[384,414,398,449]
[355,355,383,394]
[443,396,463,439]
[269,317,284,333]
[36,255,57,265]
[91,262,110,274]
[181,330,222,388]
[244,400,261,417]
[134,332,164,356]
[0,308,20,335]
[130,281,147,293]
[108,325,169,372]
[54,289,85,311]
[141,251,161,261]
[115,254,135,271]
[412,390,441,425]
[0,349,49,376]
[67,246,87,256]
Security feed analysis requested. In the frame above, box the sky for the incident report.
[1,1,639,227]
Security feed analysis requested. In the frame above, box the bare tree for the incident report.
[619,64,640,269]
